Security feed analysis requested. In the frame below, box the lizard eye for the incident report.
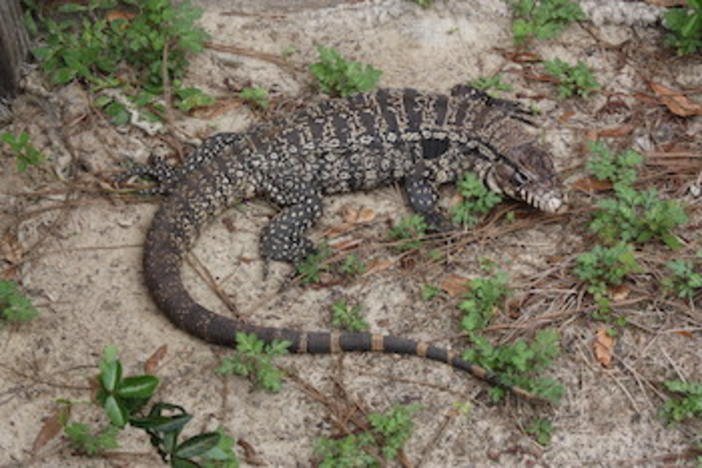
[511,171,528,187]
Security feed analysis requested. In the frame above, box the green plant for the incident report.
[331,300,369,332]
[663,258,702,299]
[659,380,702,424]
[314,404,420,467]
[586,141,643,187]
[296,243,333,284]
[510,0,586,44]
[309,46,382,97]
[585,142,687,249]
[315,433,376,468]
[387,215,429,251]
[663,0,702,55]
[62,346,239,466]
[337,254,366,276]
[450,173,503,228]
[412,0,433,7]
[525,418,554,446]
[543,58,600,98]
[239,86,269,109]
[590,185,687,249]
[96,345,160,427]
[470,75,513,92]
[573,243,640,317]
[130,406,239,467]
[27,0,212,122]
[463,330,563,402]
[216,332,290,393]
[1,131,45,171]
[64,423,120,455]
[459,272,510,333]
[0,280,40,324]
[420,284,442,301]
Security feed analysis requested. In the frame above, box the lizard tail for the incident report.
[144,191,540,401]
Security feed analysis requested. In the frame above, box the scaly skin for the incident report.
[142,86,565,400]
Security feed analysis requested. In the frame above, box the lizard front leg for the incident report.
[403,163,453,232]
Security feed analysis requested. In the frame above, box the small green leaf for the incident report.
[115,375,159,399]
[174,432,221,458]
[100,360,122,392]
[103,394,128,427]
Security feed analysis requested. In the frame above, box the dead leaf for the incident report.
[674,330,693,338]
[106,9,136,22]
[362,259,394,276]
[440,274,471,297]
[598,125,634,138]
[0,232,23,265]
[649,81,702,117]
[593,326,615,368]
[329,238,361,251]
[144,345,168,374]
[610,284,630,302]
[558,111,575,124]
[342,207,376,224]
[237,438,266,466]
[32,406,70,452]
[356,208,376,223]
[571,177,612,192]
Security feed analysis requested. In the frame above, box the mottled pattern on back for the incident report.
[141,86,565,400]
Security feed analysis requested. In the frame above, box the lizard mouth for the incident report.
[518,187,567,214]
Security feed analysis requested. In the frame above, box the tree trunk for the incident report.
[0,0,30,99]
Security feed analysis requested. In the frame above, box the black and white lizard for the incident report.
[139,85,565,399]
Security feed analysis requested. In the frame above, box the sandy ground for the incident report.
[1,0,701,466]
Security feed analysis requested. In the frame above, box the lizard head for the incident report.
[484,142,566,213]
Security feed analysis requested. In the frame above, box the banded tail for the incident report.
[143,177,538,401]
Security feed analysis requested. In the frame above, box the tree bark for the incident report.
[0,0,30,98]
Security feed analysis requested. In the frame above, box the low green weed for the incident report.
[420,284,443,301]
[660,380,702,424]
[388,215,429,251]
[314,404,420,467]
[663,0,702,55]
[663,257,702,299]
[0,280,40,325]
[240,86,269,110]
[525,418,554,446]
[338,254,366,276]
[24,0,212,122]
[216,332,290,393]
[331,300,369,332]
[310,46,382,97]
[586,141,643,187]
[63,346,239,466]
[297,243,333,284]
[543,58,600,98]
[462,330,564,402]
[64,423,120,455]
[450,173,503,228]
[573,243,640,317]
[1,131,45,172]
[590,185,687,249]
[412,0,433,7]
[510,0,586,44]
[459,272,510,333]
[470,75,513,93]
[455,271,563,402]
[586,142,687,249]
